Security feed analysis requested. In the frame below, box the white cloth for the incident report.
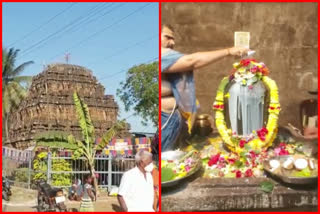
[118,166,154,212]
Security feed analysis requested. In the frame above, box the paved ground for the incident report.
[2,186,120,212]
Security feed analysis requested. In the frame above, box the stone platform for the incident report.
[161,170,318,211]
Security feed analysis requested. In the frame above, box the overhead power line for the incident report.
[7,3,77,48]
[49,3,152,62]
[17,3,111,58]
[86,33,157,66]
[98,56,158,81]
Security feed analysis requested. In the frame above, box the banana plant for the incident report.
[35,92,126,194]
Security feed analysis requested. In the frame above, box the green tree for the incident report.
[117,61,158,126]
[35,92,125,193]
[2,47,33,140]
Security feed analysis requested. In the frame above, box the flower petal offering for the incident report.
[161,150,201,186]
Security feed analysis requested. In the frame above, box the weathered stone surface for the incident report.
[6,64,130,150]
[162,2,318,129]
[161,175,318,211]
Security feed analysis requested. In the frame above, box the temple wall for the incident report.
[162,2,318,128]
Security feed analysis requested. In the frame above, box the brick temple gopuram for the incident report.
[5,63,130,150]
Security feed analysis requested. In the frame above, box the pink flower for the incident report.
[185,157,193,165]
[217,162,226,169]
[244,169,253,177]
[185,165,191,172]
[248,85,254,90]
[274,147,281,156]
[208,153,220,167]
[251,66,258,73]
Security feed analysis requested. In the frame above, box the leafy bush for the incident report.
[14,168,30,183]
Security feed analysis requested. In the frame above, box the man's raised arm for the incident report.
[164,47,249,73]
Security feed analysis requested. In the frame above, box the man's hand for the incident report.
[303,126,318,139]
[228,47,250,56]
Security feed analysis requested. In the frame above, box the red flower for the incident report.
[249,151,257,159]
[244,169,253,177]
[279,142,286,149]
[279,149,289,156]
[213,104,224,110]
[257,127,268,141]
[270,106,275,110]
[239,139,246,148]
[235,170,242,178]
[228,158,236,164]
[240,59,256,66]
[208,153,220,166]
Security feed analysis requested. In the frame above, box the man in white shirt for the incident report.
[118,150,154,212]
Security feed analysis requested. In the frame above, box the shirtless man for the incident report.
[161,24,249,151]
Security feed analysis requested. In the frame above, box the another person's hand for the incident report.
[228,47,249,57]
[303,126,318,139]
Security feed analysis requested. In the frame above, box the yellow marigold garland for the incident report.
[213,59,280,153]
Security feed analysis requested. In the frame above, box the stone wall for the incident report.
[162,2,318,128]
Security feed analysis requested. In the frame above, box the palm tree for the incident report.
[2,47,33,141]
[36,92,125,193]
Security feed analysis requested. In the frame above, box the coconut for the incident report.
[294,158,308,170]
[282,158,294,170]
[309,159,315,170]
[269,159,280,171]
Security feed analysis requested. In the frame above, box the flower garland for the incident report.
[213,59,281,153]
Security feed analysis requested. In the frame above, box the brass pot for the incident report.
[194,114,213,136]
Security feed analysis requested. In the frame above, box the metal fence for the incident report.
[48,154,136,191]
[2,154,139,191]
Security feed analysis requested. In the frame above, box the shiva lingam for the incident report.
[213,59,281,153]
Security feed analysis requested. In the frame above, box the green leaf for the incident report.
[161,167,175,182]
[235,160,243,168]
[293,168,311,177]
[240,151,247,158]
[260,181,274,193]
[244,144,251,150]
[202,157,209,165]
[73,92,95,143]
